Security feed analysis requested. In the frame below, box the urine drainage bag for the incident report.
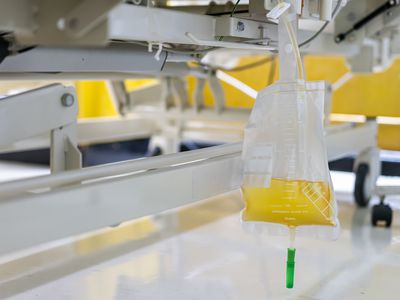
[240,0,339,240]
[241,80,339,239]
[240,3,340,288]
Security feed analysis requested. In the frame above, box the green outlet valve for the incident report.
[286,247,296,289]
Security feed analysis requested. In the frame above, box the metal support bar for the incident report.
[50,124,82,173]
[0,117,156,154]
[0,143,242,198]
[209,73,226,114]
[108,80,130,115]
[0,84,81,172]
[0,84,77,147]
[161,77,189,110]
[171,78,189,111]
[325,122,377,161]
[62,0,121,38]
[0,144,242,256]
[193,78,206,113]
[0,46,167,74]
[108,4,216,45]
[161,78,175,109]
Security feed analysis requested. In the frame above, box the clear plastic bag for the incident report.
[240,80,339,239]
[240,3,340,288]
[240,0,339,241]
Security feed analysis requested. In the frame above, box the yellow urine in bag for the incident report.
[242,178,335,227]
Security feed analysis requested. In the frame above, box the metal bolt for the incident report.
[237,21,245,32]
[61,93,75,107]
[57,18,66,30]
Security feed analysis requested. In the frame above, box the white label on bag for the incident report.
[243,144,273,187]
[244,144,273,175]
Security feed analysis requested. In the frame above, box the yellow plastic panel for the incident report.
[75,81,118,118]
[304,56,349,83]
[187,56,278,109]
[125,79,159,92]
[304,56,400,117]
[76,80,159,119]
[378,124,400,151]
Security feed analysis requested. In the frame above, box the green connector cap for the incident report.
[286,247,296,289]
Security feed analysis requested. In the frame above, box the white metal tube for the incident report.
[185,32,276,51]
[0,143,242,197]
[320,0,333,21]
[216,70,258,99]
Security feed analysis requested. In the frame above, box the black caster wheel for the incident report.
[354,163,370,207]
[371,203,392,227]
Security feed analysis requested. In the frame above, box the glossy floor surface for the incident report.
[1,172,400,300]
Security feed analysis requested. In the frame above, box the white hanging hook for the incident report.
[154,43,163,61]
[266,1,291,21]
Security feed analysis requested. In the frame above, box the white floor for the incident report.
[0,168,400,299]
